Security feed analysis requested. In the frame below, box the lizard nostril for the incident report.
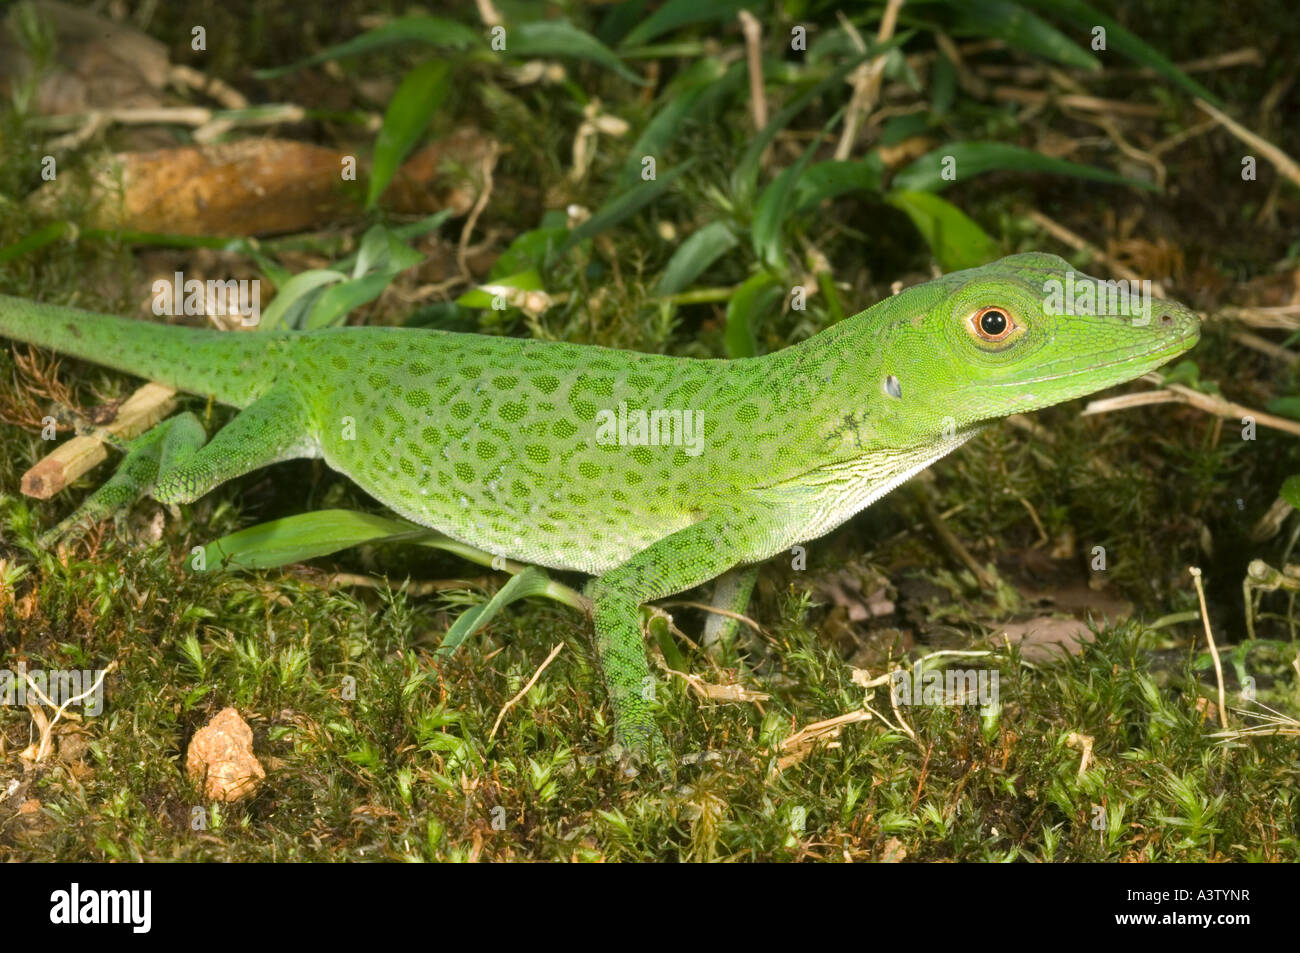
[1159,313,1174,325]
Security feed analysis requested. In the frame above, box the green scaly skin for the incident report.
[0,253,1201,755]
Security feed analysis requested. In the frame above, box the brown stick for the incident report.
[20,382,177,499]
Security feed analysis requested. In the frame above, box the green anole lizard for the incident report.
[0,253,1201,755]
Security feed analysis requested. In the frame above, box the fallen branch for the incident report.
[20,382,177,499]
[1082,380,1300,438]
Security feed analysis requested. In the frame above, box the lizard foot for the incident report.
[607,721,671,779]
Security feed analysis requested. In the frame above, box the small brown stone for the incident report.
[186,707,265,803]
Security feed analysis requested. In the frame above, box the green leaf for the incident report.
[202,510,425,571]
[806,27,862,62]
[1280,476,1300,510]
[725,272,783,358]
[619,0,751,49]
[596,0,651,46]
[245,250,291,291]
[750,98,847,271]
[306,225,424,327]
[0,220,71,265]
[435,567,554,658]
[931,52,957,116]
[304,272,395,329]
[350,224,425,280]
[885,189,999,271]
[457,269,544,309]
[752,134,824,270]
[554,159,696,260]
[1266,396,1300,421]
[490,227,569,279]
[943,0,1098,71]
[331,210,453,275]
[660,53,731,94]
[510,19,646,86]
[367,60,452,209]
[1161,360,1200,387]
[259,225,429,330]
[252,16,480,79]
[352,226,392,279]
[654,222,738,296]
[879,113,932,146]
[904,0,1097,72]
[881,46,923,91]
[892,141,1153,193]
[1015,0,1222,105]
[791,158,883,210]
[257,269,348,331]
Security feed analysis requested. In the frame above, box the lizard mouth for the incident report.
[993,318,1200,389]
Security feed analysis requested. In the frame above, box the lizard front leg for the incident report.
[587,505,780,761]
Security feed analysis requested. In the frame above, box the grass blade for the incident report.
[253,15,480,79]
[330,210,453,274]
[554,159,696,260]
[619,0,753,49]
[725,272,783,358]
[510,19,646,86]
[257,270,348,331]
[618,59,745,188]
[435,566,553,659]
[306,226,425,327]
[751,108,844,269]
[892,141,1155,193]
[752,141,821,270]
[942,0,1099,71]
[304,272,393,329]
[1016,0,1222,105]
[791,157,884,211]
[731,40,906,202]
[654,222,738,296]
[367,60,453,209]
[490,228,569,279]
[885,189,999,272]
[201,510,426,571]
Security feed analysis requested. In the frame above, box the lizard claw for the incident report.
[608,721,671,779]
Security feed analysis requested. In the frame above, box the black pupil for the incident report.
[980,310,1008,336]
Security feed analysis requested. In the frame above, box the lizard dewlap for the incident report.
[0,252,1201,753]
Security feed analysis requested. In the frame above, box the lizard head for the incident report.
[880,252,1201,433]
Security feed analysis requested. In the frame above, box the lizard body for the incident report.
[0,252,1201,752]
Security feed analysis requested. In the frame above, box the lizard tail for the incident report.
[0,294,284,408]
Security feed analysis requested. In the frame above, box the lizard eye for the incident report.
[968,306,1017,343]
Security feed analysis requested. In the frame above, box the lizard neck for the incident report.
[758,277,960,459]
[723,288,978,544]
[750,310,895,462]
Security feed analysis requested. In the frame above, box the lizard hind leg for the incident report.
[39,412,207,547]
[151,388,318,505]
[587,507,764,768]
[701,564,761,651]
[41,389,318,546]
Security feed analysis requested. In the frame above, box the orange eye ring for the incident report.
[968,306,1018,343]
